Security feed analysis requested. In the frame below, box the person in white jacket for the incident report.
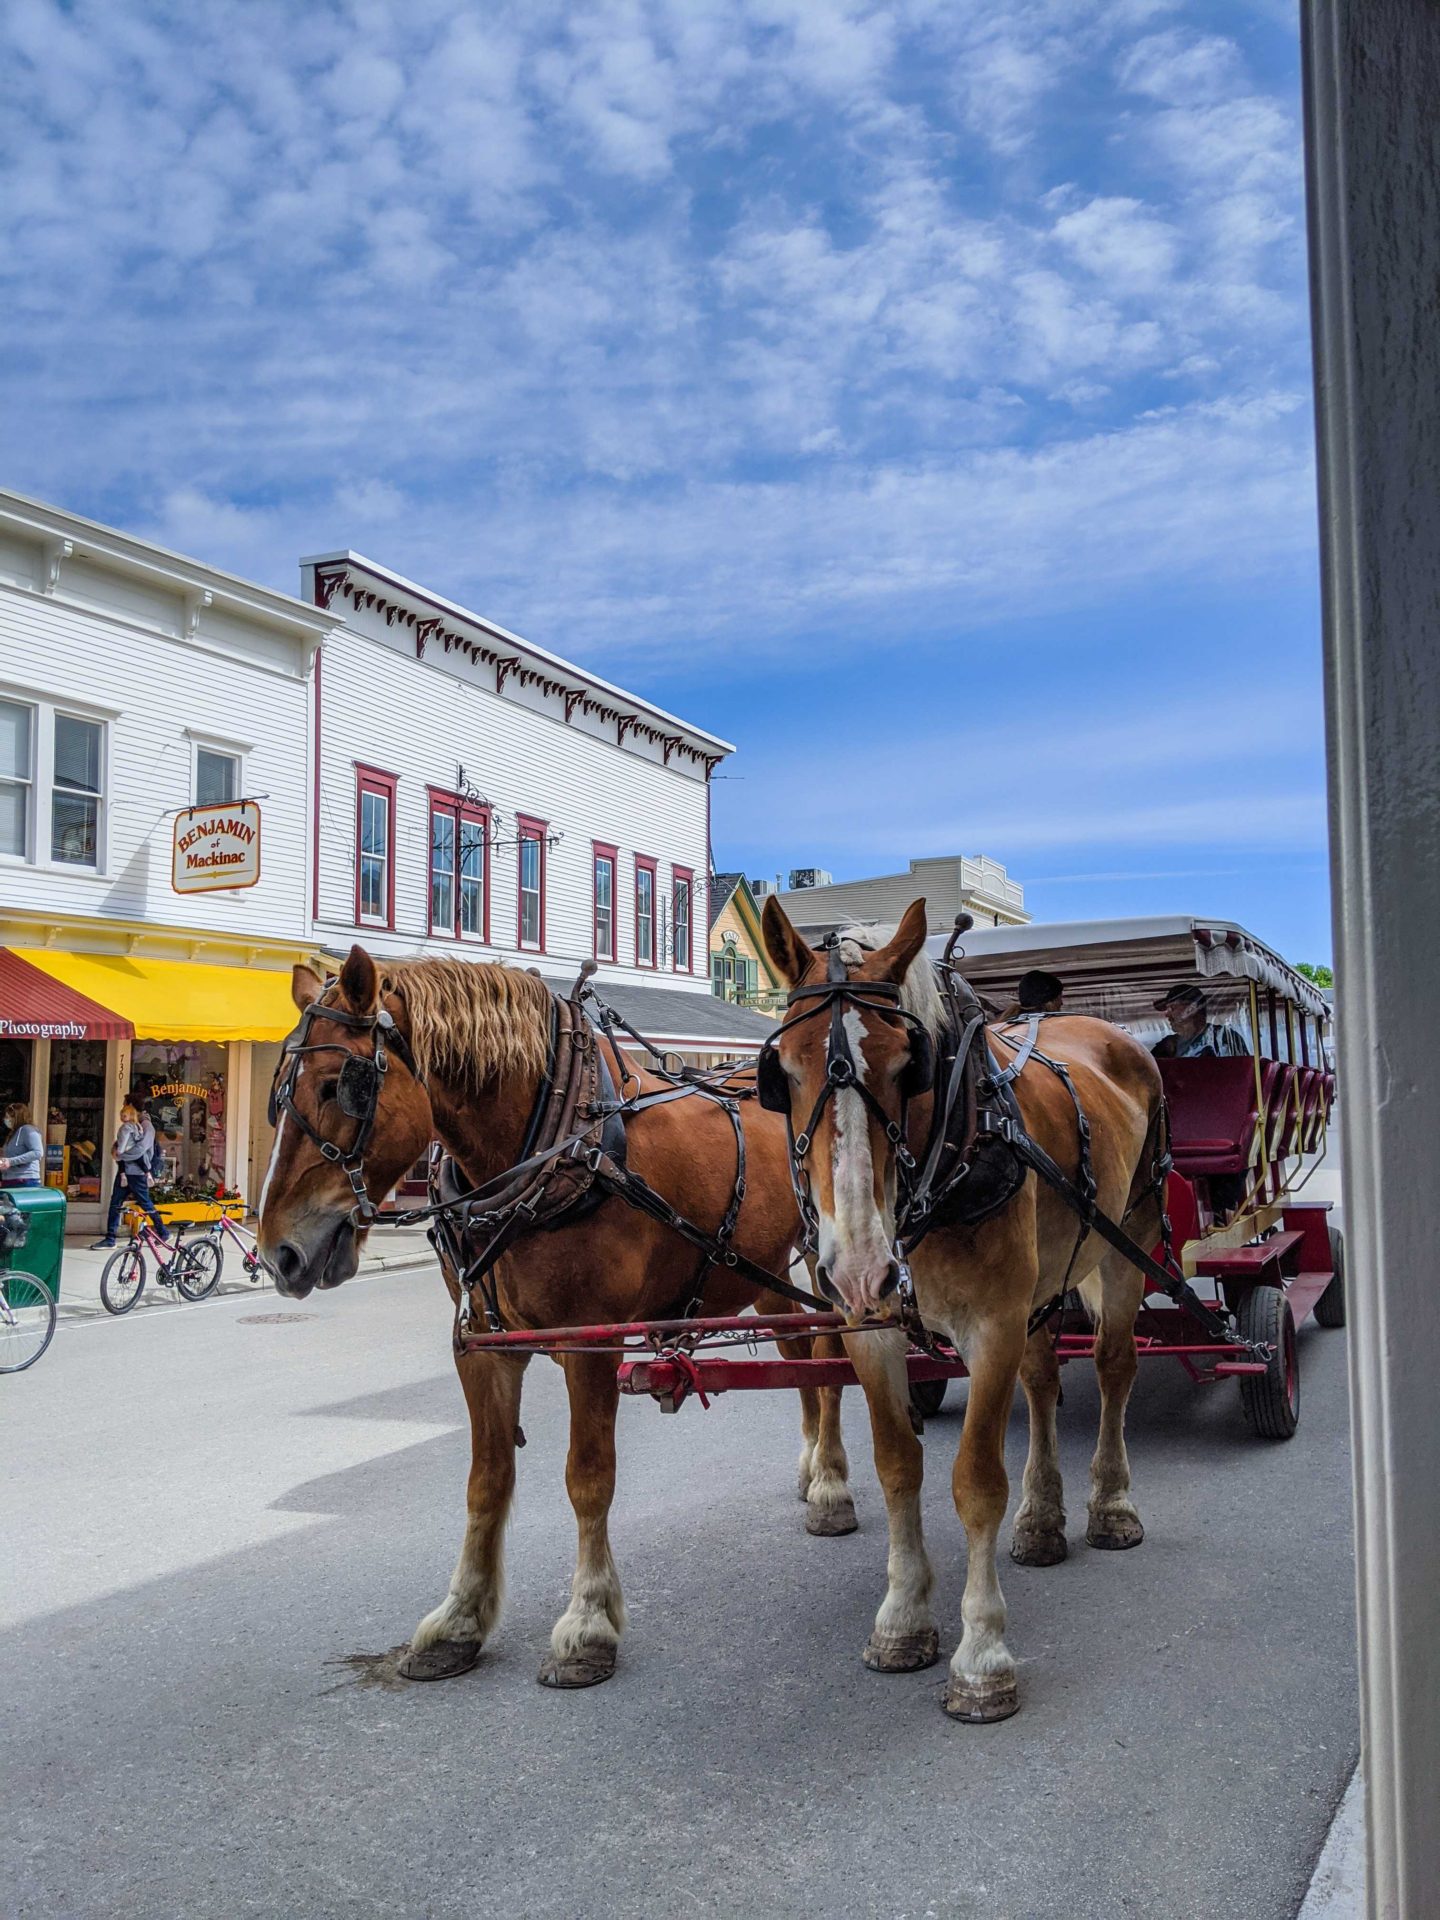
[91,1100,169,1249]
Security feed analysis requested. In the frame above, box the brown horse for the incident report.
[256,945,857,1686]
[760,897,1165,1721]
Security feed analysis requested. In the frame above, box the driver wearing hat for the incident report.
[1150,984,1249,1060]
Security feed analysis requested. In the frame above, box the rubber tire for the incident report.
[0,1271,57,1372]
[100,1246,147,1315]
[909,1377,948,1420]
[176,1239,222,1301]
[1237,1284,1300,1440]
[1315,1224,1346,1329]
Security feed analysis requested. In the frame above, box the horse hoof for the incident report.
[806,1497,858,1537]
[1087,1515,1145,1551]
[944,1674,1019,1723]
[398,1638,482,1682]
[537,1644,617,1689]
[1011,1529,1068,1567]
[863,1628,939,1673]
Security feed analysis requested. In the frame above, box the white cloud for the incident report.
[0,0,1312,667]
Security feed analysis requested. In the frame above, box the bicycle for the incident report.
[0,1267,56,1372]
[183,1212,269,1291]
[99,1217,221,1315]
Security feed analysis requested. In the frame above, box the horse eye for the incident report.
[318,1078,339,1104]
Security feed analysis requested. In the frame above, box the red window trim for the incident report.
[592,840,619,963]
[672,864,695,973]
[516,813,548,953]
[427,785,492,943]
[354,763,398,931]
[634,854,658,967]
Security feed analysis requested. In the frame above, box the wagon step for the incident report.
[1191,1228,1305,1280]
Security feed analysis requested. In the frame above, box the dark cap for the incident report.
[1154,983,1206,1012]
[1016,969,1064,1009]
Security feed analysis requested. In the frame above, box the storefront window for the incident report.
[130,1042,228,1196]
[47,1040,106,1199]
[0,1036,32,1114]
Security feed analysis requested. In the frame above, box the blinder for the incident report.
[756,1046,790,1113]
[337,1054,380,1119]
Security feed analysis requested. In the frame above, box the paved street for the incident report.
[7,1233,1357,1920]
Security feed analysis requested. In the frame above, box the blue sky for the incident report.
[0,0,1330,960]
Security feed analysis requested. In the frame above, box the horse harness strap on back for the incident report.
[413,966,824,1339]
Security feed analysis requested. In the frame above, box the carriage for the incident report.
[459,913,1338,1443]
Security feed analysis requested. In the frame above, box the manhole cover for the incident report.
[238,1312,317,1325]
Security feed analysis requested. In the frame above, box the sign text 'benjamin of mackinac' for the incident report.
[172,800,262,894]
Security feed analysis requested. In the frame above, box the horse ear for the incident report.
[292,963,325,1011]
[337,943,380,1013]
[869,899,929,983]
[762,895,815,986]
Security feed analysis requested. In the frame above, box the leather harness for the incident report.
[271,932,1260,1357]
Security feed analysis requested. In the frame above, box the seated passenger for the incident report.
[1151,984,1249,1059]
[1001,969,1064,1021]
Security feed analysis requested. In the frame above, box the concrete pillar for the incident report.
[1302,5,1440,1913]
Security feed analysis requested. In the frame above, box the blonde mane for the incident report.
[378,957,552,1089]
[837,923,945,1036]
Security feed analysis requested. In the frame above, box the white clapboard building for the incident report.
[0,487,330,1229]
[302,552,771,1061]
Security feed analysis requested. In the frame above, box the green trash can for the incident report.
[0,1185,66,1305]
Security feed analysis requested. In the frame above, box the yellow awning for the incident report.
[12,950,298,1043]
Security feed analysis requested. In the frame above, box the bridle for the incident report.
[757,940,935,1257]
[268,995,420,1225]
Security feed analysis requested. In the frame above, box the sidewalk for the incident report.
[55,1223,438,1322]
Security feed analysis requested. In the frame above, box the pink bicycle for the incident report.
[99,1216,222,1314]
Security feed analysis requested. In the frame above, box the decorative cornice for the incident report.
[310,556,727,772]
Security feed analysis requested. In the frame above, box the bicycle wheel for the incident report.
[100,1245,147,1315]
[175,1239,222,1301]
[0,1270,57,1372]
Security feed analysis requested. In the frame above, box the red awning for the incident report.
[0,949,133,1042]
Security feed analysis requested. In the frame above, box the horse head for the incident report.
[760,897,935,1317]
[258,944,434,1297]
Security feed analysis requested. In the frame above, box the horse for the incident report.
[255,943,859,1688]
[759,897,1166,1722]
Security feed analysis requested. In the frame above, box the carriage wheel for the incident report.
[909,1377,948,1421]
[1314,1225,1346,1329]
[1237,1284,1299,1440]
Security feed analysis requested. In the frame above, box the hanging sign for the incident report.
[172,800,262,893]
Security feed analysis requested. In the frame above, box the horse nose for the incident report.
[876,1260,901,1300]
[814,1263,840,1304]
[270,1239,309,1296]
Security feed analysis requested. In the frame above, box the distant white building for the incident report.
[761,853,1030,937]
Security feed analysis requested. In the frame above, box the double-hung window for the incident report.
[0,696,107,869]
[635,856,657,967]
[0,698,33,859]
[196,746,240,806]
[429,789,489,940]
[517,816,547,951]
[593,844,617,962]
[51,713,104,867]
[672,867,693,972]
[355,766,397,928]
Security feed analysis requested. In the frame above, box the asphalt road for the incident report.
[6,1255,1358,1920]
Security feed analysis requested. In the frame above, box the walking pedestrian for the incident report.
[0,1101,44,1186]
[91,1100,169,1249]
